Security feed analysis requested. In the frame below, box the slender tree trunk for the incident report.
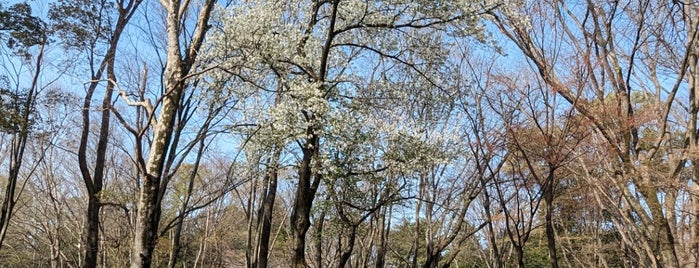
[314,206,326,268]
[194,208,210,268]
[338,225,358,268]
[84,195,102,268]
[246,174,258,268]
[84,53,116,266]
[687,32,699,265]
[168,138,207,268]
[167,225,182,268]
[290,134,321,268]
[480,177,502,268]
[0,136,21,248]
[71,2,142,266]
[375,206,391,268]
[633,182,679,267]
[515,245,525,268]
[0,39,45,250]
[544,169,558,268]
[256,148,281,268]
[50,232,59,268]
[412,184,422,268]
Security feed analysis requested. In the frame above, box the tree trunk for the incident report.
[168,138,207,268]
[256,148,281,268]
[422,252,441,268]
[482,184,502,268]
[374,206,389,268]
[0,140,20,248]
[515,245,525,268]
[130,1,213,267]
[246,173,258,268]
[637,183,679,267]
[83,42,116,268]
[338,225,357,268]
[411,191,422,268]
[686,34,699,266]
[194,208,210,268]
[84,195,101,268]
[290,134,321,268]
[314,209,325,268]
[71,2,142,266]
[131,173,163,268]
[544,170,559,268]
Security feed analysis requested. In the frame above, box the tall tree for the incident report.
[129,0,215,267]
[208,1,490,266]
[489,0,699,266]
[0,0,46,250]
[50,1,143,266]
[505,82,587,268]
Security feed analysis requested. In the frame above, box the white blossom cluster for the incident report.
[203,0,492,193]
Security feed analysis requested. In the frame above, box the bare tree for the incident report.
[49,1,143,266]
[128,1,215,267]
[0,1,47,249]
[489,0,699,266]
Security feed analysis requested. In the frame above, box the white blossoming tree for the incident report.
[205,0,495,266]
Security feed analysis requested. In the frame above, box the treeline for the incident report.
[0,0,697,267]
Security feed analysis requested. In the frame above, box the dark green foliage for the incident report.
[0,1,46,59]
[522,236,550,268]
[0,1,45,47]
[385,220,426,266]
[48,0,115,49]
[0,77,32,134]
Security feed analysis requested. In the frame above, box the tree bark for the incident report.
[290,133,321,268]
[338,225,358,268]
[374,206,390,268]
[314,208,326,268]
[130,1,213,267]
[255,148,281,268]
[544,169,558,268]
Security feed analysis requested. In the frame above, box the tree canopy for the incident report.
[0,0,697,267]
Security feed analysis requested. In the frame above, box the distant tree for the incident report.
[489,0,699,266]
[0,1,45,58]
[49,1,143,266]
[0,0,46,251]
